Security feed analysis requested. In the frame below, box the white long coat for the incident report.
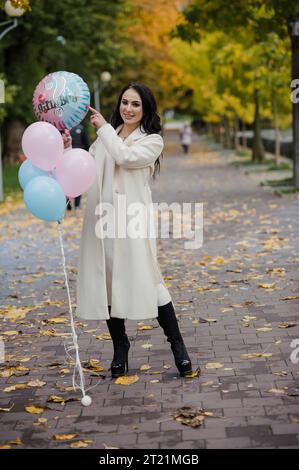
[75,123,169,321]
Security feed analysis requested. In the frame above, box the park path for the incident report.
[0,129,299,449]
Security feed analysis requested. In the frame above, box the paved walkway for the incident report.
[0,131,299,449]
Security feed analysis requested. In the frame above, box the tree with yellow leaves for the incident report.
[121,0,194,114]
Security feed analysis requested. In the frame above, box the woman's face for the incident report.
[119,89,143,126]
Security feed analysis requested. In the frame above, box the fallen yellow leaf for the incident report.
[82,359,105,372]
[103,443,119,449]
[47,395,66,404]
[278,322,297,329]
[70,440,94,448]
[8,438,23,446]
[0,366,30,378]
[173,406,213,428]
[96,333,111,340]
[241,353,273,359]
[205,363,224,369]
[33,418,48,426]
[53,434,77,441]
[0,306,38,321]
[140,364,152,371]
[17,357,33,363]
[115,374,139,385]
[25,405,44,414]
[27,380,46,388]
[259,283,275,289]
[256,327,272,332]
[213,257,225,264]
[2,330,20,336]
[4,384,28,392]
[46,317,68,324]
[268,388,287,395]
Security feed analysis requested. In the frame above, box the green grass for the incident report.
[235,149,250,158]
[234,158,292,172]
[234,159,266,167]
[277,188,299,194]
[233,159,252,166]
[260,177,293,187]
[267,162,292,171]
[260,176,299,195]
[2,163,22,200]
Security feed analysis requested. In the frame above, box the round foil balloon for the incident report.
[33,71,90,130]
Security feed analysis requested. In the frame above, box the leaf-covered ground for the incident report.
[0,131,299,449]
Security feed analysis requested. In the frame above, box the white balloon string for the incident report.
[56,220,87,398]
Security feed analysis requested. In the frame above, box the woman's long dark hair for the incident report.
[110,83,163,179]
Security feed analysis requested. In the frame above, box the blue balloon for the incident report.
[18,160,49,190]
[24,176,66,222]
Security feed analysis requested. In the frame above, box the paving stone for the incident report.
[206,436,252,449]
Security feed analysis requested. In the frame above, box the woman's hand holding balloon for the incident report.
[62,129,72,150]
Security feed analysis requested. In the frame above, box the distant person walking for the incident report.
[179,123,192,155]
[67,123,90,210]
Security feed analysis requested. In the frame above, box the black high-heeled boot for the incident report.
[157,301,193,377]
[106,307,130,378]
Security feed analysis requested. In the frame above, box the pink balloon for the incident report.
[55,149,96,198]
[22,122,64,171]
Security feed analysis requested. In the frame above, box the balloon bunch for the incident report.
[17,71,96,406]
[19,121,95,222]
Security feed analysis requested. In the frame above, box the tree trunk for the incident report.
[223,115,232,148]
[3,119,26,165]
[218,123,223,144]
[272,92,281,164]
[234,116,240,150]
[252,88,265,162]
[242,121,247,148]
[207,122,213,138]
[213,123,220,143]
